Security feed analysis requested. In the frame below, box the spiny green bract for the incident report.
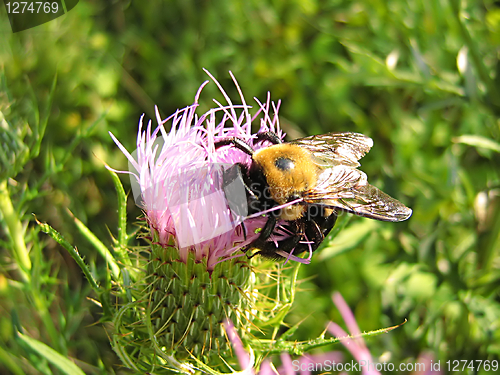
[112,242,256,370]
[147,244,254,359]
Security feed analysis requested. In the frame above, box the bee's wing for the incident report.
[304,166,412,222]
[288,132,373,167]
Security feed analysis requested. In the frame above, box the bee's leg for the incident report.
[252,233,302,260]
[240,222,247,241]
[275,234,302,256]
[245,215,278,258]
[251,219,309,260]
[274,219,304,256]
[255,131,282,145]
[251,212,338,260]
[320,210,338,238]
[253,219,304,259]
[214,137,254,156]
[255,215,278,243]
[302,210,338,253]
[307,219,324,249]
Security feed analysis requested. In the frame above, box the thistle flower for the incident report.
[108,71,291,368]
[109,71,287,269]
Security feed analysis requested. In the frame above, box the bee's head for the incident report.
[252,144,318,205]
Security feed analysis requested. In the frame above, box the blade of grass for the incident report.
[16,332,85,375]
[449,0,500,108]
[0,345,25,375]
[0,180,31,281]
[454,135,500,153]
[29,73,57,158]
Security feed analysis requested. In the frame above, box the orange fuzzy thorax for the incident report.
[252,144,319,220]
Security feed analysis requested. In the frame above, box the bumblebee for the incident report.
[215,131,412,260]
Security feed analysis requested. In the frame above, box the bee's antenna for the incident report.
[255,131,282,145]
[214,137,254,156]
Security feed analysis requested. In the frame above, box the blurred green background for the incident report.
[1,0,499,373]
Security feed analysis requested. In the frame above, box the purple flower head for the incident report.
[109,71,284,269]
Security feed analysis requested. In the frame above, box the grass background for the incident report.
[1,0,499,373]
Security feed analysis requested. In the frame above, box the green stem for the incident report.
[0,180,31,281]
[29,290,65,353]
[250,320,405,356]
[478,198,500,271]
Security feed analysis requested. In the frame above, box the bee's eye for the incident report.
[275,157,295,171]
